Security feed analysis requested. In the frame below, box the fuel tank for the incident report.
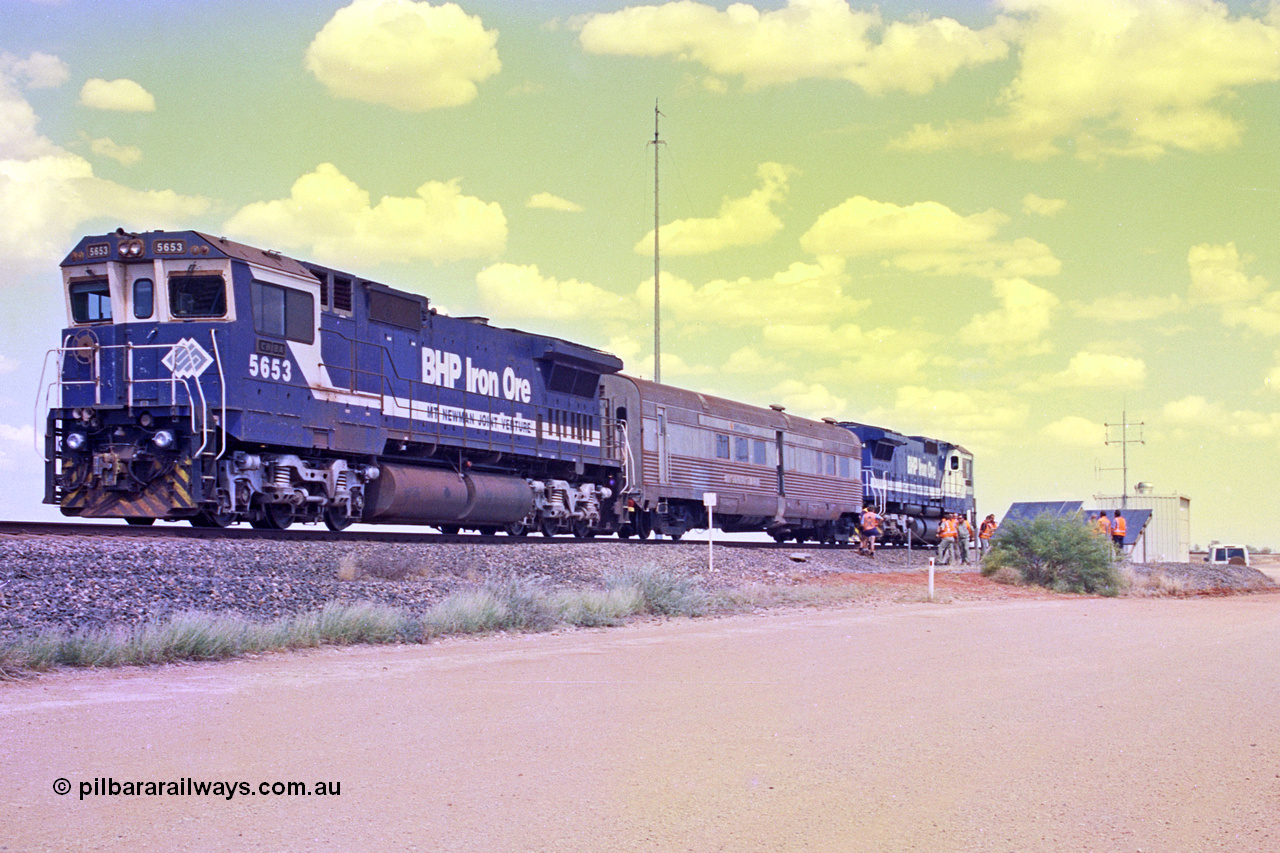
[364,465,534,526]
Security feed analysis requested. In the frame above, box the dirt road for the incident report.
[3,594,1278,852]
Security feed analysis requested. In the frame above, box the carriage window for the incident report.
[715,434,730,459]
[826,454,837,476]
[169,274,227,318]
[69,278,112,323]
[753,440,766,466]
[251,281,314,344]
[133,278,154,319]
[840,456,851,478]
[734,436,750,462]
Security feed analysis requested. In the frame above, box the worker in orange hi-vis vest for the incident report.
[937,513,958,565]
[978,514,998,557]
[1095,513,1111,538]
[859,506,882,557]
[1110,510,1127,555]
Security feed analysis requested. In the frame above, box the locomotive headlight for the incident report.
[117,239,144,259]
[152,430,175,449]
[65,432,87,451]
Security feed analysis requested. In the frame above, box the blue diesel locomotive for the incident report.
[39,229,865,539]
[838,422,974,545]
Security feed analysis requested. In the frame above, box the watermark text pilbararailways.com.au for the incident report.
[53,777,341,801]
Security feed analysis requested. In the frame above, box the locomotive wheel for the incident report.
[125,517,156,526]
[503,521,528,537]
[438,525,461,535]
[540,518,558,537]
[572,519,594,539]
[191,510,236,528]
[323,507,352,532]
[635,513,652,540]
[250,503,294,530]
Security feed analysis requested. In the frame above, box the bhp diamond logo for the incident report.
[162,338,214,378]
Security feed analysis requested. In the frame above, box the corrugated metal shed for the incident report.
[1094,492,1191,562]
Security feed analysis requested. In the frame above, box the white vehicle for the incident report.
[1205,542,1250,566]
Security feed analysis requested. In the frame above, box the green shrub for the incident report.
[981,513,1122,596]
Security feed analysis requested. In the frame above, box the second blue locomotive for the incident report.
[839,422,974,546]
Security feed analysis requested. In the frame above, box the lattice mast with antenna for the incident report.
[649,100,664,383]
[1104,409,1145,509]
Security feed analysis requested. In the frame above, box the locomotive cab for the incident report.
[42,230,330,526]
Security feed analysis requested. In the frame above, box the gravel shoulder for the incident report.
[1,532,1275,640]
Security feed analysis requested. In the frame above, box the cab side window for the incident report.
[133,278,154,319]
[69,278,112,323]
[251,281,315,344]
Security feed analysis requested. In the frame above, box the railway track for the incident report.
[0,519,867,550]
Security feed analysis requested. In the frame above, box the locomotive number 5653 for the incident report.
[249,354,291,382]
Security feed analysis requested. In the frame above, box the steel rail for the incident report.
[0,519,865,550]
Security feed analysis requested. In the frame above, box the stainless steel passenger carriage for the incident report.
[600,376,862,542]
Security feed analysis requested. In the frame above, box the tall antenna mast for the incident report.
[649,100,665,384]
[1104,407,1145,509]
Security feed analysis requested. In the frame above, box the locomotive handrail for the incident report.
[603,417,636,495]
[862,469,888,513]
[209,328,227,460]
[34,337,221,461]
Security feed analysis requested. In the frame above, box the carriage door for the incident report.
[656,406,669,484]
[775,431,786,496]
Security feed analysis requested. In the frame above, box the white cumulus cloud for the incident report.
[526,192,583,213]
[1044,351,1146,389]
[635,162,795,256]
[1040,415,1106,448]
[578,0,1010,94]
[801,196,1059,280]
[895,0,1280,160]
[79,78,155,112]
[958,277,1059,355]
[223,163,506,267]
[306,0,500,111]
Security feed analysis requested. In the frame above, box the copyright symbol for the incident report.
[52,778,71,796]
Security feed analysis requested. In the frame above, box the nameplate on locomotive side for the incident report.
[256,339,288,357]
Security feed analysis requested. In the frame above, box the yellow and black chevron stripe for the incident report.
[65,459,198,519]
